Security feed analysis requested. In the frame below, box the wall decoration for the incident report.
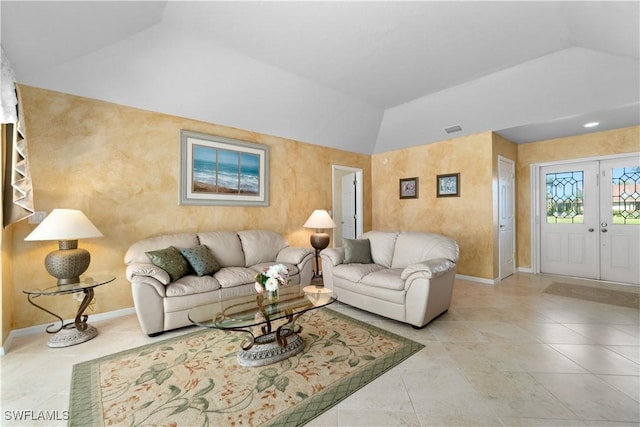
[399,177,419,199]
[437,173,460,197]
[179,130,269,206]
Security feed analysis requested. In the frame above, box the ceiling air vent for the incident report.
[444,125,463,134]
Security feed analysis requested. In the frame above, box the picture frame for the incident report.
[399,177,419,199]
[437,173,460,197]
[179,130,269,206]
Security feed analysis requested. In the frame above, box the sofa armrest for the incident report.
[401,258,456,280]
[126,263,170,285]
[320,247,344,267]
[276,247,314,265]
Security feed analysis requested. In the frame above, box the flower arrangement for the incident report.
[254,264,289,294]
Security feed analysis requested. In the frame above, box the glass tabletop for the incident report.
[23,274,116,296]
[189,284,335,330]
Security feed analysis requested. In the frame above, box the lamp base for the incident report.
[310,233,330,252]
[44,240,90,285]
[310,232,330,278]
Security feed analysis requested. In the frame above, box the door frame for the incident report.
[530,152,639,277]
[332,165,364,246]
[498,156,516,280]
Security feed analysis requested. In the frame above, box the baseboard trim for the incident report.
[0,306,136,356]
[518,267,534,273]
[455,274,496,285]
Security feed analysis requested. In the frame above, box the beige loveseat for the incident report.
[320,231,459,328]
[125,230,313,336]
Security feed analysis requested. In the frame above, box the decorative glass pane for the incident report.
[546,171,584,224]
[611,167,640,225]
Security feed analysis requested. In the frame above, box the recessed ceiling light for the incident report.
[584,122,600,128]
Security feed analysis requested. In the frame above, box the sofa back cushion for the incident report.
[124,233,199,265]
[197,231,245,267]
[360,231,399,268]
[238,230,288,267]
[391,232,459,269]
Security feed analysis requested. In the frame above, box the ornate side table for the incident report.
[23,274,115,348]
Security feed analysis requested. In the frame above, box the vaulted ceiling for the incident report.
[2,1,638,154]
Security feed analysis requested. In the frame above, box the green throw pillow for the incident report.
[145,246,190,282]
[343,238,373,264]
[180,245,221,276]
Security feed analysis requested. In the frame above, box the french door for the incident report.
[540,155,639,285]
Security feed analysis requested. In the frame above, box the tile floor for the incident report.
[1,273,638,426]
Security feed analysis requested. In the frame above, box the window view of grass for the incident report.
[546,166,639,225]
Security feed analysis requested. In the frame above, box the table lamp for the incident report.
[25,209,103,285]
[303,209,336,277]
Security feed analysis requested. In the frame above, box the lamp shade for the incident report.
[303,210,336,229]
[25,209,103,241]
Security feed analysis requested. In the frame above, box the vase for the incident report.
[266,288,279,304]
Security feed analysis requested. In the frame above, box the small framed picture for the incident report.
[437,173,460,197]
[399,177,419,199]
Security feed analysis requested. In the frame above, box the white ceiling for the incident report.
[1,1,638,154]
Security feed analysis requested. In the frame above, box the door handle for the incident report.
[588,228,594,232]
[601,228,608,233]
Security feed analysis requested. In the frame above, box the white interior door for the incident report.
[332,165,363,246]
[540,161,599,279]
[341,172,356,242]
[599,158,640,284]
[539,156,640,285]
[499,157,515,279]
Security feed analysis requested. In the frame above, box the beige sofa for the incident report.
[320,231,459,328]
[125,230,313,336]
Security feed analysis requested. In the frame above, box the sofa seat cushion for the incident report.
[361,268,405,291]
[251,263,300,278]
[334,276,406,305]
[165,275,221,297]
[214,267,257,288]
[333,263,384,283]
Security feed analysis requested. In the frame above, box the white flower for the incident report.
[266,264,288,278]
[265,277,279,292]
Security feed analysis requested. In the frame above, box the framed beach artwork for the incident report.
[179,130,269,206]
[437,173,460,197]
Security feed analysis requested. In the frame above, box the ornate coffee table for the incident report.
[188,285,335,367]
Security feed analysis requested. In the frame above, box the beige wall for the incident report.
[6,85,371,330]
[516,126,639,269]
[371,132,498,279]
[2,85,637,339]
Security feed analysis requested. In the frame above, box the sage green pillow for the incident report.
[343,238,373,264]
[145,246,190,282]
[180,245,221,276]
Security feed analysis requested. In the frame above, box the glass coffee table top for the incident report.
[189,284,335,330]
[188,284,335,367]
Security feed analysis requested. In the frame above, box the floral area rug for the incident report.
[69,308,423,426]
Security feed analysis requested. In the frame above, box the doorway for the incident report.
[498,156,516,280]
[534,154,640,285]
[332,165,364,247]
